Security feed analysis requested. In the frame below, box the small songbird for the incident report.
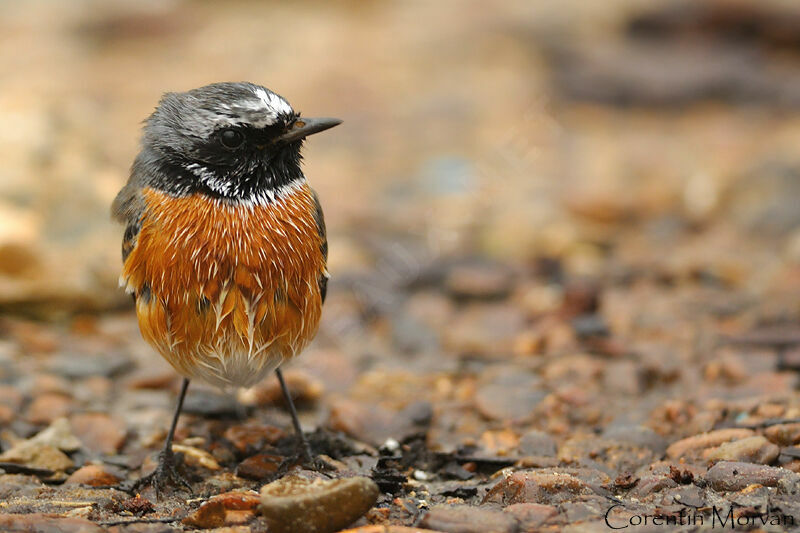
[112,82,340,494]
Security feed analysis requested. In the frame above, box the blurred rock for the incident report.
[70,413,127,455]
[444,261,514,301]
[517,430,558,457]
[64,464,120,486]
[474,368,544,422]
[703,435,780,464]
[666,428,755,460]
[503,503,558,530]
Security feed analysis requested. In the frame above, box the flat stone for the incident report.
[420,505,519,533]
[259,475,379,533]
[703,435,780,464]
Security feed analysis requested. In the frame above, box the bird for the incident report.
[112,82,340,495]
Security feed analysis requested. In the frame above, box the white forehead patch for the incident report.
[254,88,293,115]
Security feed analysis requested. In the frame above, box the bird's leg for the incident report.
[125,378,193,498]
[275,368,314,463]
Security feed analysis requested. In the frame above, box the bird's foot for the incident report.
[121,449,193,498]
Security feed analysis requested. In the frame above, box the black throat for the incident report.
[148,143,305,201]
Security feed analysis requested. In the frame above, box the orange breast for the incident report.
[121,183,326,388]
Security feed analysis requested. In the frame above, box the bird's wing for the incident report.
[311,188,329,304]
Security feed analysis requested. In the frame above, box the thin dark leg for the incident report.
[163,378,190,457]
[125,378,192,497]
[275,368,313,462]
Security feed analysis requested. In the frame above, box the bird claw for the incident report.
[122,450,193,499]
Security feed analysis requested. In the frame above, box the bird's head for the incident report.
[137,82,340,202]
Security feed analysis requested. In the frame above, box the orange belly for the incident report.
[121,183,326,388]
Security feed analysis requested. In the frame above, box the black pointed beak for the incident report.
[274,117,342,144]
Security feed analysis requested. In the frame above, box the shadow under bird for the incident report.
[112,82,340,495]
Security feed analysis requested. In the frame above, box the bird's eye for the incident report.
[219,129,245,149]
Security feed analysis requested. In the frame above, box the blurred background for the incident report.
[2,0,800,508]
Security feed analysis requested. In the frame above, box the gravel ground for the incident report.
[1,1,800,532]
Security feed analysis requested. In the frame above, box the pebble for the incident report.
[239,370,323,407]
[474,369,544,422]
[183,388,240,417]
[328,398,432,446]
[703,435,780,464]
[70,413,127,455]
[182,500,227,529]
[237,453,282,480]
[443,304,526,356]
[444,262,514,301]
[259,475,379,533]
[483,470,591,505]
[765,423,800,446]
[666,428,754,460]
[64,464,120,486]
[224,424,287,454]
[517,430,557,457]
[420,505,519,533]
[27,418,82,452]
[171,444,221,471]
[705,461,800,492]
[503,502,558,529]
[48,351,132,379]
[26,393,72,425]
[0,442,73,472]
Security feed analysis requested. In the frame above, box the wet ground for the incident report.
[2,0,800,532]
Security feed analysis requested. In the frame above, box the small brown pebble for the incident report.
[420,505,518,533]
[183,500,226,529]
[241,370,323,407]
[26,393,72,425]
[224,424,286,453]
[70,413,127,455]
[208,490,261,510]
[64,464,120,486]
[765,423,800,446]
[259,475,379,533]
[237,453,282,480]
[703,435,780,464]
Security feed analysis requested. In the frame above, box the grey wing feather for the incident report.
[311,188,329,304]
